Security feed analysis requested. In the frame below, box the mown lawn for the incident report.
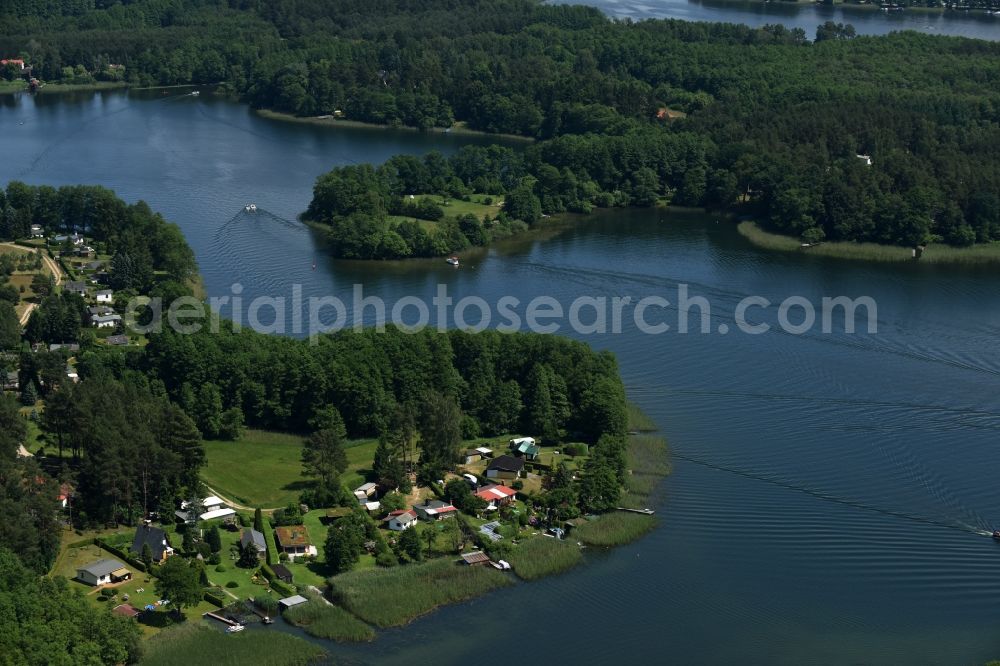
[205,526,269,601]
[329,557,513,627]
[202,430,308,507]
[202,430,379,508]
[141,623,327,666]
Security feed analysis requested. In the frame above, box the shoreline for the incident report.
[737,220,1000,265]
[254,108,534,142]
[708,0,1000,16]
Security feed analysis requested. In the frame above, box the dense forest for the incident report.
[2,0,1000,247]
[141,323,626,444]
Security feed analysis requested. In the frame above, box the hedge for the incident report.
[64,537,95,549]
[94,539,147,573]
[259,563,295,597]
[203,589,227,607]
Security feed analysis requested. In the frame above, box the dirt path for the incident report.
[0,243,64,326]
[202,485,280,513]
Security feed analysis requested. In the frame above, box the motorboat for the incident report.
[446,256,459,266]
[244,203,257,212]
[226,624,245,633]
[992,530,1000,540]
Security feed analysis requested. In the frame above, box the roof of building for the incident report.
[64,281,86,291]
[240,528,266,551]
[388,509,417,523]
[278,594,308,607]
[355,482,377,492]
[487,455,525,472]
[275,525,311,548]
[96,289,113,296]
[460,551,491,565]
[48,343,80,352]
[199,508,236,521]
[271,564,293,580]
[112,603,140,618]
[463,448,482,457]
[131,524,170,560]
[417,500,457,516]
[475,484,517,502]
[515,441,541,456]
[78,558,127,578]
[91,314,121,323]
[106,335,130,346]
[474,446,493,455]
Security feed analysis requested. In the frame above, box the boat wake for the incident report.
[670,449,993,538]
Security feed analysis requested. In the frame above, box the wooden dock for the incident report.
[616,507,655,515]
[203,611,238,627]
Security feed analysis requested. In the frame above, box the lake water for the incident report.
[564,0,1000,40]
[4,90,1000,665]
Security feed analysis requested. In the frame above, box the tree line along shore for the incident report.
[2,0,1000,257]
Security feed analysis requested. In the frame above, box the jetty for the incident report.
[616,507,655,515]
[203,611,239,627]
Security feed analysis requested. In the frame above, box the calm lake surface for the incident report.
[566,0,1000,40]
[4,90,1000,665]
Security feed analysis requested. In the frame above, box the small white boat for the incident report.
[244,203,257,212]
[191,91,200,97]
[446,256,459,266]
[226,624,245,633]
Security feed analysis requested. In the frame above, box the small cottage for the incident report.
[77,559,131,586]
[486,455,525,481]
[414,499,458,521]
[387,509,418,531]
[274,525,316,559]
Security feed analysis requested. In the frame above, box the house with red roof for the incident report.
[474,484,517,511]
[387,509,417,531]
[1,59,25,70]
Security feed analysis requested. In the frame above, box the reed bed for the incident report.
[505,536,583,580]
[574,513,658,547]
[328,558,513,628]
[738,221,1000,265]
[282,599,375,642]
[141,623,325,666]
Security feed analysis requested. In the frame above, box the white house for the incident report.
[65,365,79,383]
[77,559,131,586]
[387,509,418,531]
[508,437,535,448]
[29,224,44,238]
[475,484,517,511]
[856,153,872,166]
[95,289,114,303]
[91,313,121,328]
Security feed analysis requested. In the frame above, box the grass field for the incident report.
[202,430,379,508]
[202,430,310,507]
[282,598,375,642]
[738,221,1000,265]
[141,623,326,666]
[329,557,513,627]
[505,536,583,580]
[573,512,658,547]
